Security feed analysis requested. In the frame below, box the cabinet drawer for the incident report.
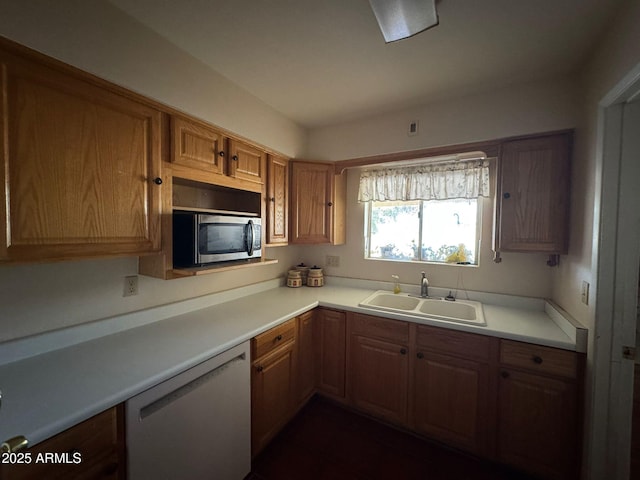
[0,407,121,480]
[416,325,493,362]
[350,313,409,344]
[252,318,296,359]
[500,340,578,379]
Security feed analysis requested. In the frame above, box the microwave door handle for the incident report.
[247,220,254,256]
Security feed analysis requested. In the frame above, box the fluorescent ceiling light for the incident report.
[369,0,439,43]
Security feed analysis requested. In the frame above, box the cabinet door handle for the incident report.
[153,177,163,185]
[503,192,511,199]
[232,155,239,161]
[327,202,333,207]
[276,334,283,341]
[270,197,276,202]
[218,150,225,157]
[501,371,510,379]
[416,352,424,359]
[256,365,264,373]
[532,355,543,365]
[400,348,407,355]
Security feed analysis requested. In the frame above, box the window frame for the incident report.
[364,197,483,265]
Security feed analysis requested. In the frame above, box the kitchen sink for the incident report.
[363,293,420,311]
[359,291,486,326]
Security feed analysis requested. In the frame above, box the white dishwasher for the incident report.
[126,341,251,480]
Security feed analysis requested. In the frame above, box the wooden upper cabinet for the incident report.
[266,155,289,245]
[171,116,226,175]
[0,47,162,262]
[228,138,266,185]
[494,132,572,254]
[290,161,346,245]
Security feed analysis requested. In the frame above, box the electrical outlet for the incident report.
[408,120,419,136]
[326,255,340,267]
[124,275,138,297]
[581,281,589,305]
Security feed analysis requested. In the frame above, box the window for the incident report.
[358,155,489,265]
[365,198,481,264]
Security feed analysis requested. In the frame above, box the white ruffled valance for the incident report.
[358,160,490,202]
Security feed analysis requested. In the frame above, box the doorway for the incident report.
[591,65,640,480]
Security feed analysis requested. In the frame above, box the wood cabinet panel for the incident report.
[416,324,492,362]
[290,162,345,244]
[266,155,288,244]
[171,116,226,174]
[0,50,162,261]
[314,308,346,399]
[228,138,265,185]
[251,340,296,455]
[497,368,578,480]
[349,335,409,425]
[495,133,571,254]
[252,318,295,359]
[350,313,409,344]
[0,406,124,480]
[296,311,315,405]
[412,351,490,455]
[500,339,578,379]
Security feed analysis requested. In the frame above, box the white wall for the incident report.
[301,77,579,298]
[299,167,556,299]
[0,0,308,342]
[552,0,640,327]
[549,1,640,477]
[306,76,578,161]
[0,1,592,344]
[0,0,307,157]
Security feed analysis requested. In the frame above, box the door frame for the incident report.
[590,61,640,479]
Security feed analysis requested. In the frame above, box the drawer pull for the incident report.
[276,334,283,341]
[1,435,29,453]
[532,355,543,365]
[400,348,407,355]
[416,352,424,359]
[501,371,510,379]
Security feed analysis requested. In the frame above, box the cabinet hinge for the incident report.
[622,345,637,360]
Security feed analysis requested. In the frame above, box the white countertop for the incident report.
[0,277,586,448]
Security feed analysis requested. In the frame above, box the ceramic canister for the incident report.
[287,270,303,288]
[295,263,310,285]
[307,266,324,287]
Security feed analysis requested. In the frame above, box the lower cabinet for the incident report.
[295,311,315,406]
[411,324,494,456]
[249,309,583,480]
[251,318,297,456]
[497,340,581,480]
[348,313,409,425]
[314,308,346,399]
[0,406,125,480]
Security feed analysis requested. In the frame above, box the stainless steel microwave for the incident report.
[172,211,262,267]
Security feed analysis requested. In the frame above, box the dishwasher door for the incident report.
[126,341,250,480]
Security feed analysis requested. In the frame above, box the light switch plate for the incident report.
[581,281,590,305]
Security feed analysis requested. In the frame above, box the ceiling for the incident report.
[108,0,622,129]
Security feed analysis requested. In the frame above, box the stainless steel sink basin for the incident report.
[359,291,486,326]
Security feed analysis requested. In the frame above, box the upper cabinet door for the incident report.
[0,49,162,262]
[171,116,226,175]
[495,133,571,254]
[228,139,265,185]
[266,155,289,245]
[290,162,335,244]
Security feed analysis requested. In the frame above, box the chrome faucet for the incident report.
[420,271,429,298]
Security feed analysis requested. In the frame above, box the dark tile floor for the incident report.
[248,396,536,480]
